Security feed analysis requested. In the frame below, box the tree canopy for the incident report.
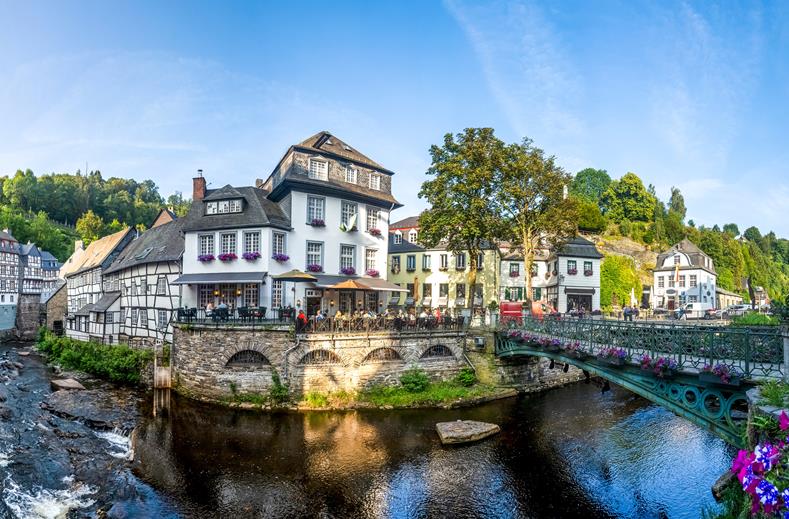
[570,168,611,203]
[600,172,656,222]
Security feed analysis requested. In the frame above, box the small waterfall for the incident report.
[2,475,96,519]
[94,427,134,460]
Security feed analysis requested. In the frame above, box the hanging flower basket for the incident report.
[699,364,741,386]
[366,269,380,277]
[567,268,578,275]
[368,228,382,237]
[197,254,215,263]
[243,251,262,261]
[271,253,289,263]
[306,264,323,273]
[340,266,356,275]
[584,270,593,276]
[310,219,326,227]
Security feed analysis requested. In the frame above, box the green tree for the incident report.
[167,191,192,217]
[570,168,611,203]
[576,198,607,233]
[76,210,105,245]
[496,138,579,306]
[600,255,642,310]
[723,223,739,237]
[743,226,762,243]
[418,128,504,295]
[668,186,686,220]
[600,172,656,223]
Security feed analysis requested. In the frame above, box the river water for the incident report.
[132,383,734,519]
[0,342,734,518]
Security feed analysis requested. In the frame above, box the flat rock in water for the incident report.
[51,378,86,391]
[436,420,500,445]
[42,388,140,430]
[17,351,30,356]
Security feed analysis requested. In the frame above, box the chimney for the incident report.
[193,169,206,201]
[75,240,84,252]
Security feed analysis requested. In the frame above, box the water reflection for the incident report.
[133,383,733,518]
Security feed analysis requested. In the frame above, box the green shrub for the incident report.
[36,331,152,385]
[303,391,330,408]
[268,371,290,404]
[760,380,789,407]
[399,368,429,393]
[730,312,779,327]
[454,367,477,387]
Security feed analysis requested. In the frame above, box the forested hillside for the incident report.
[0,169,191,261]
[570,168,789,308]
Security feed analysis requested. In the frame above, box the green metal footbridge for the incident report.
[495,317,789,447]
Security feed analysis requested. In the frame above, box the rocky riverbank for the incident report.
[0,342,178,518]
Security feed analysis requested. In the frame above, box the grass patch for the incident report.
[759,380,789,407]
[37,331,152,385]
[358,381,498,407]
[301,390,356,408]
[730,313,780,327]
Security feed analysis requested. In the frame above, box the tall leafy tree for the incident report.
[600,172,656,222]
[570,168,611,203]
[668,186,686,220]
[76,210,106,246]
[496,138,579,306]
[723,223,739,237]
[418,128,504,301]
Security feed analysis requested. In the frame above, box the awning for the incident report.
[564,287,596,295]
[75,304,95,316]
[313,275,408,292]
[171,272,267,285]
[272,269,317,282]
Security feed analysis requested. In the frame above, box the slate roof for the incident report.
[0,230,18,244]
[19,242,40,257]
[40,250,58,262]
[182,185,291,232]
[388,234,427,253]
[555,237,604,259]
[104,219,185,274]
[390,216,420,229]
[654,239,716,274]
[296,131,389,173]
[62,228,134,278]
[41,280,66,305]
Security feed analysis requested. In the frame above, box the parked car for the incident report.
[704,308,724,320]
[676,302,713,320]
[724,304,751,318]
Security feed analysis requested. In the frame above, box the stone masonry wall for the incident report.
[16,294,43,341]
[173,325,468,399]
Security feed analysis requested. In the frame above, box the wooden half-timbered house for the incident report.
[103,218,185,345]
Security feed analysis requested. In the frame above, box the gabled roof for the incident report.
[104,219,185,274]
[555,236,604,259]
[390,216,420,230]
[40,250,58,262]
[182,186,291,233]
[0,229,18,243]
[150,208,177,229]
[296,131,389,173]
[203,185,245,201]
[62,228,134,278]
[655,238,716,274]
[92,292,121,313]
[19,242,40,257]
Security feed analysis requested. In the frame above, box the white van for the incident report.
[678,302,713,320]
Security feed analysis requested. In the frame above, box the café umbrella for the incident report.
[272,270,318,310]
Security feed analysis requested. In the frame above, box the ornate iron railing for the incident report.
[498,316,786,380]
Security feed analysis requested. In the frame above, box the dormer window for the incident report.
[673,254,680,265]
[309,159,328,180]
[408,229,418,243]
[206,199,242,215]
[393,231,402,245]
[345,165,357,184]
[368,172,381,191]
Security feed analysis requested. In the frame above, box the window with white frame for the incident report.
[456,253,466,269]
[243,231,260,254]
[307,196,325,222]
[131,308,138,326]
[341,201,357,227]
[198,285,213,307]
[139,309,147,327]
[510,263,520,275]
[340,245,355,270]
[106,312,114,324]
[658,276,664,288]
[406,255,416,271]
[199,234,214,256]
[365,249,377,271]
[308,159,328,180]
[156,276,166,295]
[368,172,381,190]
[408,229,417,243]
[674,254,681,265]
[271,279,283,308]
[220,233,237,255]
[141,278,147,295]
[345,165,357,184]
[272,232,286,255]
[440,254,448,270]
[690,275,697,287]
[157,310,168,329]
[206,199,242,215]
[393,231,402,245]
[306,242,323,268]
[422,254,431,270]
[366,207,380,230]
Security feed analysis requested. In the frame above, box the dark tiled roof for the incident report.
[388,234,427,253]
[182,186,291,233]
[390,215,420,229]
[93,292,120,312]
[297,131,389,173]
[40,250,58,261]
[203,185,245,201]
[556,237,604,259]
[655,239,716,274]
[104,219,185,274]
[269,175,401,208]
[0,230,18,243]
[19,243,40,257]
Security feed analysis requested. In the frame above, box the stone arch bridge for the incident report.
[496,317,788,447]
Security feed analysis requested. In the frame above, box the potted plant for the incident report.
[340,266,356,275]
[243,251,262,261]
[639,354,678,378]
[567,268,578,275]
[366,269,380,277]
[197,254,215,263]
[310,218,326,227]
[699,363,741,386]
[598,347,629,367]
[509,270,520,278]
[584,269,593,276]
[368,228,382,237]
[565,341,586,359]
[306,264,323,273]
[218,253,237,262]
[272,253,289,263]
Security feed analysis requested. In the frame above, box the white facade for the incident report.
[652,243,717,310]
[66,266,106,342]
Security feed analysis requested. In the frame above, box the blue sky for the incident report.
[1,1,788,235]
